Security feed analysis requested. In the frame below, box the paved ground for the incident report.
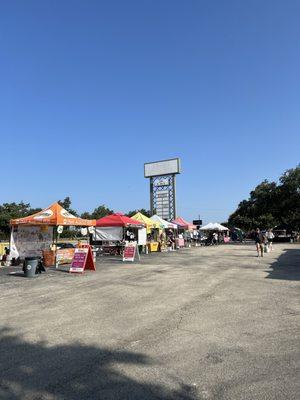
[0,243,299,400]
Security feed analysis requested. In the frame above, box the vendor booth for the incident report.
[93,213,145,256]
[172,217,197,248]
[131,212,162,252]
[150,215,178,251]
[200,222,229,244]
[200,222,229,231]
[150,214,177,230]
[10,202,95,266]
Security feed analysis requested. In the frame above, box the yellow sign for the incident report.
[149,242,159,252]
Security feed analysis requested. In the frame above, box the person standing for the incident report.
[213,232,218,245]
[254,228,264,257]
[266,229,275,251]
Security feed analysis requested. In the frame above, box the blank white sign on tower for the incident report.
[144,158,181,177]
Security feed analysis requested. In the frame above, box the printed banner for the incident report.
[10,226,53,259]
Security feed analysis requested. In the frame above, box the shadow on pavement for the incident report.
[266,247,300,281]
[0,327,197,400]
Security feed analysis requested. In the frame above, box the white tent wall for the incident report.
[93,227,123,241]
[138,228,147,245]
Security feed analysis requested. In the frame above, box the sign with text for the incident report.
[193,220,202,227]
[69,245,96,273]
[56,248,75,265]
[123,241,137,262]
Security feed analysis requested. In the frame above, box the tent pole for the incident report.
[54,226,58,268]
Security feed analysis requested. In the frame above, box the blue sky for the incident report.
[0,0,299,223]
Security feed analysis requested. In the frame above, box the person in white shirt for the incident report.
[266,229,275,251]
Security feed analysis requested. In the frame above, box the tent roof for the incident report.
[172,217,197,230]
[200,222,229,231]
[96,213,144,227]
[150,215,177,229]
[131,212,162,229]
[214,223,229,231]
[10,202,95,226]
[199,222,216,231]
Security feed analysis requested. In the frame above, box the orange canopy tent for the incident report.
[10,203,95,265]
[10,202,96,226]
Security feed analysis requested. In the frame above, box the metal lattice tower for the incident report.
[144,158,181,222]
[150,175,176,221]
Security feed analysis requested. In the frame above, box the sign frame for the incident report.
[69,245,96,274]
[123,241,140,262]
[144,158,181,178]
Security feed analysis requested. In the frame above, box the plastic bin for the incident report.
[24,257,39,277]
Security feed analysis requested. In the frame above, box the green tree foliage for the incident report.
[228,165,300,231]
[57,197,79,238]
[58,197,78,216]
[0,202,42,238]
[126,209,151,218]
[81,205,114,220]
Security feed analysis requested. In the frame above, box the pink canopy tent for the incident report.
[172,217,197,230]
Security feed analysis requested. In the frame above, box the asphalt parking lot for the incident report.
[0,243,299,400]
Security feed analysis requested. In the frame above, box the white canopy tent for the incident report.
[214,223,229,231]
[199,222,215,231]
[150,215,177,229]
[200,222,229,231]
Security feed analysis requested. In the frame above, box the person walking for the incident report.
[254,228,264,257]
[266,229,274,251]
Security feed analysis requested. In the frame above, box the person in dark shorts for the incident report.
[254,228,264,257]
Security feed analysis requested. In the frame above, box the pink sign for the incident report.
[70,248,88,273]
[69,245,96,273]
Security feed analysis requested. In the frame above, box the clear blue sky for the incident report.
[0,0,299,223]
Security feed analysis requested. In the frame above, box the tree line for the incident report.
[228,165,300,231]
[0,196,150,240]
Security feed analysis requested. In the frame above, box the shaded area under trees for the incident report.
[0,327,197,400]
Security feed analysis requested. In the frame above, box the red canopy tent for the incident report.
[172,217,197,230]
[94,214,145,254]
[96,213,144,227]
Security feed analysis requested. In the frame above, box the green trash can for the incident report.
[24,257,39,277]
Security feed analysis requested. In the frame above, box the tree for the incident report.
[81,205,114,220]
[228,165,300,231]
[276,166,300,229]
[58,197,78,216]
[0,202,42,239]
[126,209,151,218]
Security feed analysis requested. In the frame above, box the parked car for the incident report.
[273,230,292,243]
[56,242,75,249]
